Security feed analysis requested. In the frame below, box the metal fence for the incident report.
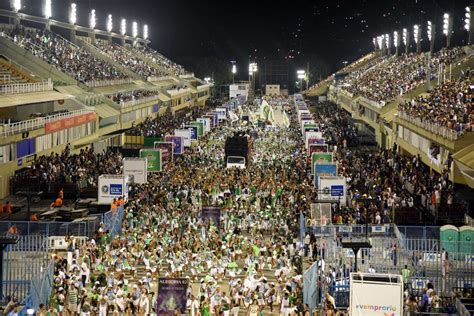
[0,78,53,94]
[21,259,55,313]
[2,235,50,303]
[0,219,99,238]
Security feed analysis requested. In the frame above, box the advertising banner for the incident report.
[202,206,221,230]
[303,125,319,135]
[122,157,147,184]
[203,115,216,129]
[309,143,329,159]
[311,152,333,174]
[314,163,338,190]
[307,137,326,152]
[317,176,346,205]
[45,112,96,133]
[139,149,162,172]
[98,175,130,204]
[215,107,227,120]
[185,126,198,140]
[156,278,189,315]
[305,131,323,144]
[206,112,219,126]
[197,117,211,133]
[349,273,403,316]
[174,129,192,147]
[154,142,174,164]
[189,121,204,137]
[310,203,332,226]
[164,135,184,155]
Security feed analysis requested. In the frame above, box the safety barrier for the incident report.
[85,78,133,88]
[20,259,55,314]
[0,78,53,94]
[48,235,88,251]
[120,95,160,107]
[0,220,99,238]
[2,235,50,303]
[397,111,462,141]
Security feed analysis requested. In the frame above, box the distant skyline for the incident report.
[1,0,472,82]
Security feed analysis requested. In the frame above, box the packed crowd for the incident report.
[134,46,187,76]
[306,102,455,226]
[45,101,313,316]
[107,89,160,105]
[399,76,473,134]
[2,27,127,84]
[343,48,466,103]
[94,41,163,79]
[12,145,122,190]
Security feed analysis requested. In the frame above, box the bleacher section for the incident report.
[0,57,38,85]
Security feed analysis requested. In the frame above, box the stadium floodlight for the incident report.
[393,31,399,47]
[385,33,390,51]
[249,62,258,75]
[297,70,306,79]
[372,37,377,50]
[106,14,113,33]
[232,64,237,74]
[120,18,126,36]
[443,13,452,47]
[377,35,383,50]
[69,3,77,25]
[465,7,472,45]
[44,0,52,19]
[402,28,409,54]
[89,9,96,29]
[132,21,138,38]
[204,77,211,83]
[143,24,148,40]
[427,21,435,54]
[13,0,21,12]
[413,24,421,53]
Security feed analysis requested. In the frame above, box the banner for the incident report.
[314,162,338,190]
[139,149,162,172]
[198,117,211,133]
[350,273,403,316]
[175,129,192,147]
[305,131,323,144]
[164,135,184,155]
[311,152,333,174]
[309,143,329,158]
[203,115,216,129]
[189,121,204,137]
[156,278,189,315]
[317,176,346,205]
[215,107,227,120]
[202,206,221,230]
[122,157,147,184]
[206,112,219,126]
[185,126,198,140]
[310,203,332,226]
[154,142,174,164]
[307,137,326,152]
[98,175,130,204]
[45,112,96,133]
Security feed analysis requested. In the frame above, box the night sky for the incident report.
[2,0,472,84]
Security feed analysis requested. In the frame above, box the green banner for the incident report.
[311,152,333,174]
[189,121,204,137]
[140,149,162,172]
[144,136,163,148]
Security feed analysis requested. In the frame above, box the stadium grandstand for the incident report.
[0,1,472,316]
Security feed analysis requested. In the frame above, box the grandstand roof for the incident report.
[0,91,71,108]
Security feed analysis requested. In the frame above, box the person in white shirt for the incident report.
[368,265,376,274]
[189,295,200,316]
[139,290,149,315]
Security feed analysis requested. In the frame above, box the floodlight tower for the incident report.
[372,37,377,51]
[442,13,453,48]
[89,9,96,44]
[143,24,149,47]
[106,14,113,43]
[120,18,126,45]
[69,3,77,43]
[11,0,21,26]
[132,21,138,46]
[427,21,435,55]
[231,61,237,83]
[393,31,400,56]
[413,24,421,53]
[385,33,391,55]
[466,7,473,45]
[377,35,384,55]
[403,28,410,54]
[43,0,52,30]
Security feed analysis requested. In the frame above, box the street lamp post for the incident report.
[465,7,473,45]
[443,13,453,48]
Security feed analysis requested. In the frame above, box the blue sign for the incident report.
[314,163,337,188]
[186,126,198,140]
[331,185,344,197]
[110,184,123,195]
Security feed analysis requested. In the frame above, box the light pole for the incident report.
[106,14,113,43]
[12,0,21,26]
[44,0,51,30]
[413,24,421,53]
[143,24,148,47]
[231,61,237,84]
[385,33,391,55]
[297,70,306,93]
[465,7,472,45]
[443,13,453,48]
[120,18,126,45]
[132,21,138,46]
[377,35,384,55]
[393,31,400,56]
[403,28,410,54]
[249,62,257,100]
[372,37,377,51]
[427,21,435,55]
[89,9,96,44]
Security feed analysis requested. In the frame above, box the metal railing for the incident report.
[0,108,94,137]
[397,111,462,141]
[147,75,173,82]
[103,205,124,239]
[0,78,53,94]
[119,94,160,107]
[0,219,99,238]
[359,96,386,109]
[85,77,133,88]
[21,259,55,313]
